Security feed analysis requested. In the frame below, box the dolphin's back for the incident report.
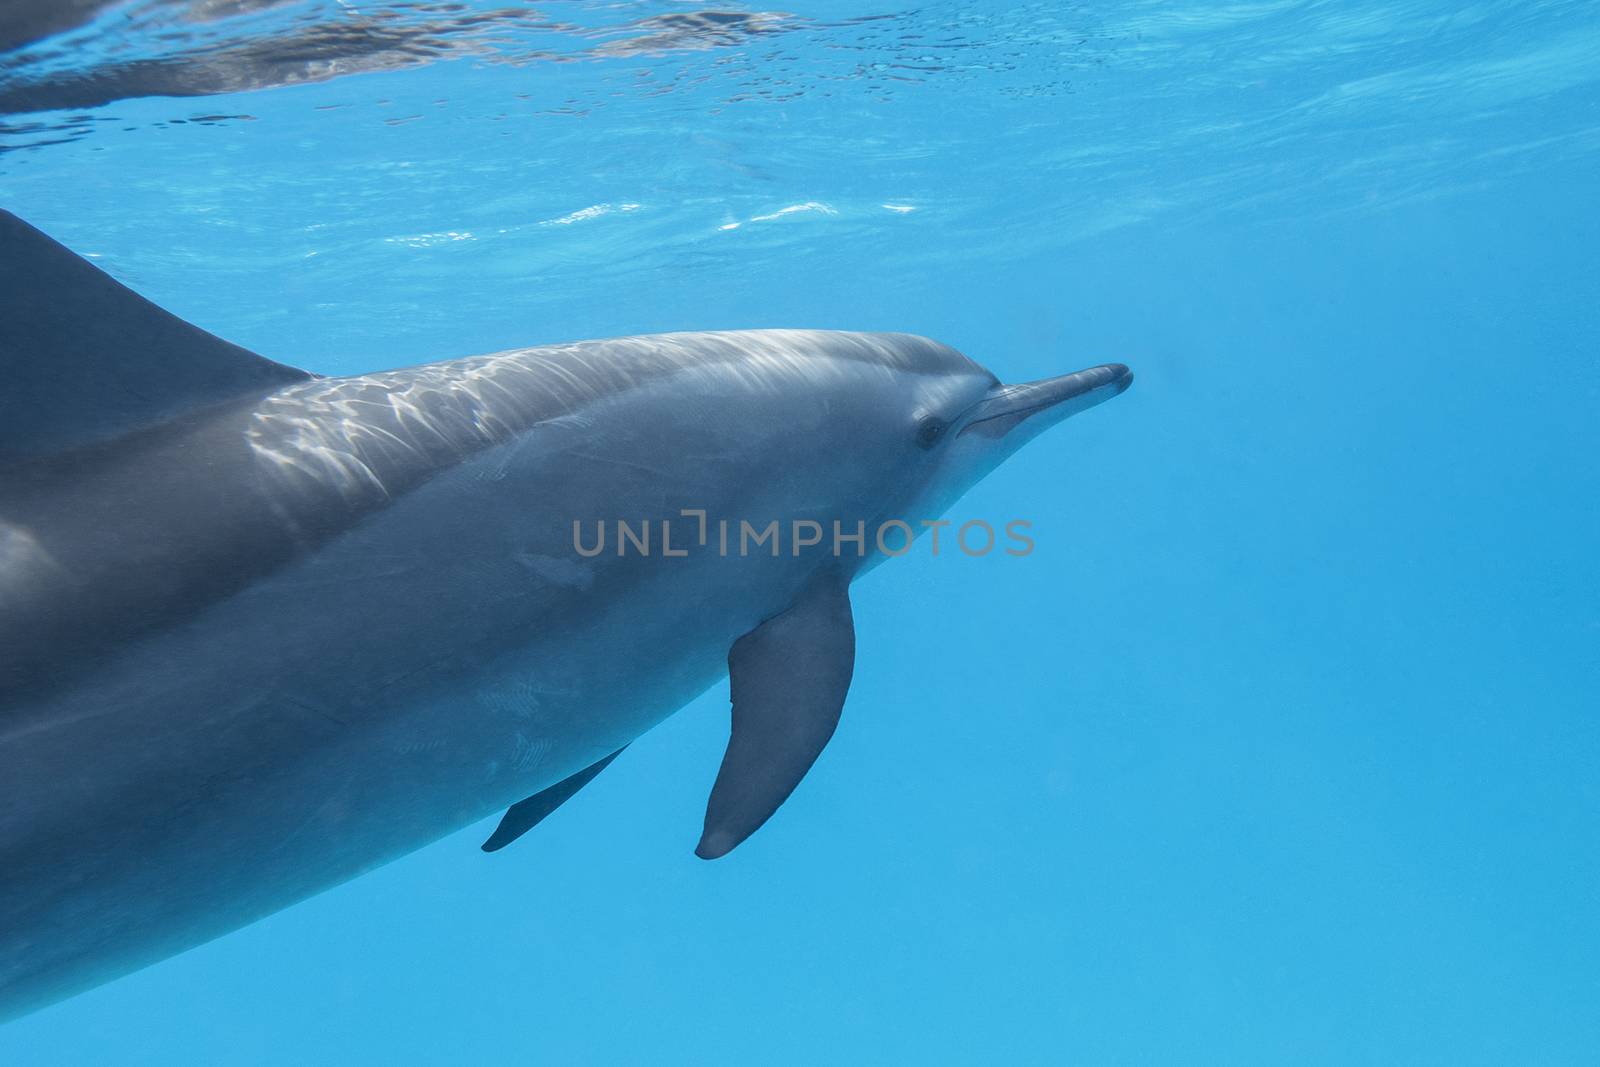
[248,327,984,507]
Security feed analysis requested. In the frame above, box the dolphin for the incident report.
[0,208,1132,1021]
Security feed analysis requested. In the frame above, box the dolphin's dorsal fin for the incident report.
[0,210,311,459]
[697,573,855,859]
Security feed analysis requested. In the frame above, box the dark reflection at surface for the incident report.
[0,1,1094,155]
[0,2,804,122]
[0,4,574,117]
[0,1,122,55]
[589,11,792,57]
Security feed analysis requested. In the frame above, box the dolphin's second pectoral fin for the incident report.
[697,574,856,860]
[481,746,627,853]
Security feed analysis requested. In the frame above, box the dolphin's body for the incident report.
[0,210,1131,1021]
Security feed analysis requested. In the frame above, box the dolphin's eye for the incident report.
[915,416,947,449]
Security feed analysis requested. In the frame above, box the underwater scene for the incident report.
[0,1,1596,1063]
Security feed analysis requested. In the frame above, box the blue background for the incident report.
[1,1,1596,1061]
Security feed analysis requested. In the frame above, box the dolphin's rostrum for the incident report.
[0,209,1131,1020]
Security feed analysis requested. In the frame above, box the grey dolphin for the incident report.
[0,209,1131,1021]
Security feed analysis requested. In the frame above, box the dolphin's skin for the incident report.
[0,210,1131,1021]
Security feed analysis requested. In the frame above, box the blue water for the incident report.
[2,1,1597,1062]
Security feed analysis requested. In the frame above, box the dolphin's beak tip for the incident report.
[1096,362,1131,387]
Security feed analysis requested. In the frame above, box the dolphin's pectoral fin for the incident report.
[697,574,855,860]
[481,746,627,853]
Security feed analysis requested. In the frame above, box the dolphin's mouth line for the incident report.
[962,394,1060,429]
[959,399,1057,435]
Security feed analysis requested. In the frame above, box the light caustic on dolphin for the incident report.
[0,209,1132,1020]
